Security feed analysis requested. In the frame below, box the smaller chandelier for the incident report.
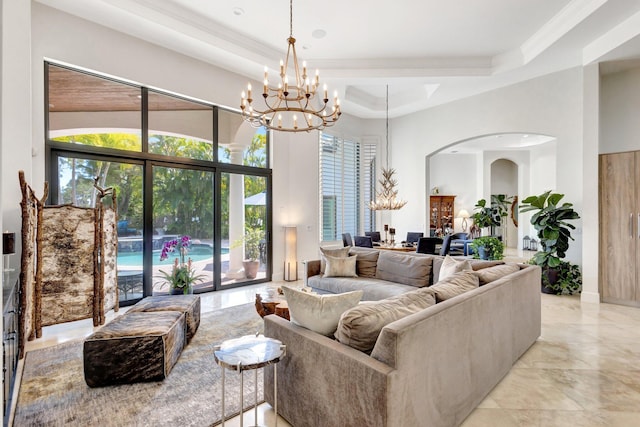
[369,168,408,211]
[240,0,341,133]
[369,86,406,211]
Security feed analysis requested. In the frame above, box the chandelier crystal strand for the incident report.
[369,85,407,211]
[240,0,341,132]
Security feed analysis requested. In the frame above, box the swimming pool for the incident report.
[117,244,228,267]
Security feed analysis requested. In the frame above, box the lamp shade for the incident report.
[3,232,15,255]
[457,209,470,219]
[284,226,297,281]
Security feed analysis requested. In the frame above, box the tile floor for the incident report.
[16,275,640,426]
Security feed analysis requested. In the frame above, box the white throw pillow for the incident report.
[438,255,472,281]
[282,286,363,336]
[323,254,358,278]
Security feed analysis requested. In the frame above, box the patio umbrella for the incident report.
[244,191,266,206]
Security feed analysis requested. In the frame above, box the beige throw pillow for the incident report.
[437,255,473,282]
[335,287,436,353]
[474,263,520,285]
[319,246,350,273]
[323,254,358,278]
[349,248,380,278]
[375,251,432,287]
[431,270,479,302]
[282,286,363,336]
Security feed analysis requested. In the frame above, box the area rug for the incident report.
[13,303,265,426]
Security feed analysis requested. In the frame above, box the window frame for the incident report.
[44,61,273,305]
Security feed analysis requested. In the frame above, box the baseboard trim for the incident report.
[580,291,600,304]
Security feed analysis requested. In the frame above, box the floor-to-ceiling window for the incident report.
[45,63,271,305]
[319,133,377,241]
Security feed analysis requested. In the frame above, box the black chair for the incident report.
[439,234,453,256]
[449,232,469,255]
[365,231,381,244]
[416,237,442,255]
[406,232,424,245]
[354,235,373,248]
[342,233,353,247]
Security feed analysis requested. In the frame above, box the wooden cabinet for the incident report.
[599,151,640,306]
[429,195,455,235]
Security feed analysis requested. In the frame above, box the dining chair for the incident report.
[405,232,424,245]
[342,233,353,247]
[416,237,442,255]
[354,235,374,248]
[365,231,381,244]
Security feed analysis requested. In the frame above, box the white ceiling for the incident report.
[37,0,640,118]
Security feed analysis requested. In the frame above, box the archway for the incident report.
[426,132,556,245]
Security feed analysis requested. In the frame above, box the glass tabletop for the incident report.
[214,334,286,371]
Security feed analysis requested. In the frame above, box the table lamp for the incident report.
[457,209,471,232]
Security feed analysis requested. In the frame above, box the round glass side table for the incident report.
[214,334,286,427]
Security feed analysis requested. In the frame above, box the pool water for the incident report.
[117,245,228,267]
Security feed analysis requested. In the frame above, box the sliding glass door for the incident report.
[151,166,214,294]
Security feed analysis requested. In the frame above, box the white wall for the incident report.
[428,153,477,234]
[392,67,585,271]
[600,66,640,153]
[491,159,517,248]
[1,0,32,241]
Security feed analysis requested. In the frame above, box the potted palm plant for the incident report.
[242,227,264,279]
[519,191,581,294]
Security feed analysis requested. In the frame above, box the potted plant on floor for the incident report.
[469,236,504,260]
[471,199,500,236]
[242,227,264,279]
[156,235,206,294]
[519,191,581,294]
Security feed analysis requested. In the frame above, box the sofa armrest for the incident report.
[263,315,393,427]
[303,259,321,286]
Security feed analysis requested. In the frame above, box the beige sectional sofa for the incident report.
[264,248,541,427]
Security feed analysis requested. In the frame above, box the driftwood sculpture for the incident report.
[18,171,118,358]
[18,171,47,357]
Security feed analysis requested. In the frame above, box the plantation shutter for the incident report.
[319,133,361,241]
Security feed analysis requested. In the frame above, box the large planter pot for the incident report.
[477,247,489,260]
[541,267,559,294]
[243,260,260,279]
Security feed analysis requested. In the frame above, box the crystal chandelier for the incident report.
[369,86,407,211]
[240,0,341,132]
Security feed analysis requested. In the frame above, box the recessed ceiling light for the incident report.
[312,29,327,39]
[232,7,244,16]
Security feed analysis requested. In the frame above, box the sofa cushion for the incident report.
[375,251,432,287]
[348,248,380,278]
[430,270,479,302]
[323,254,358,278]
[335,287,436,353]
[282,286,363,336]
[308,276,417,300]
[474,263,521,285]
[320,246,350,273]
[470,260,506,271]
[438,255,473,281]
